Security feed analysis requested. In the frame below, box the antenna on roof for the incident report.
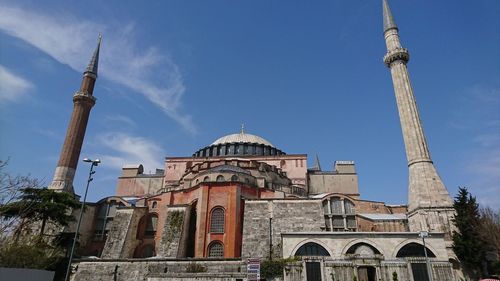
[241,123,245,134]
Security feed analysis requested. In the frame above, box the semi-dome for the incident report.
[212,132,274,147]
[193,130,285,158]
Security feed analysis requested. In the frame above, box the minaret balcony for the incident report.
[383,47,410,67]
[73,90,97,105]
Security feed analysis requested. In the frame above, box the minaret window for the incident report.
[210,207,225,233]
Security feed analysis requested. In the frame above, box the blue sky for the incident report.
[0,0,499,208]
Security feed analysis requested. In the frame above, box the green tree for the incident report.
[452,187,486,278]
[0,187,80,240]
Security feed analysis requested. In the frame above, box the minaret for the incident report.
[48,35,101,194]
[382,1,454,234]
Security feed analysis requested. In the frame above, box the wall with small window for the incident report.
[322,196,357,231]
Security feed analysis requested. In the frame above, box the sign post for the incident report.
[247,258,261,281]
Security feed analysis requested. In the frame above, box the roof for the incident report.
[212,132,274,147]
[207,164,251,175]
[358,213,407,220]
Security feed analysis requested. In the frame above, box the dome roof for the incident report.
[211,132,274,147]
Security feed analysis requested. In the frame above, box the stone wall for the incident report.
[101,207,146,258]
[242,199,325,258]
[71,259,246,281]
[158,206,186,258]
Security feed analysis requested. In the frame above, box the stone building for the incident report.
[55,1,461,281]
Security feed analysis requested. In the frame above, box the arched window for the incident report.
[396,242,436,258]
[208,241,224,258]
[210,207,225,233]
[346,243,381,257]
[295,242,330,256]
[203,176,210,182]
[397,243,436,281]
[216,175,225,182]
[231,175,239,182]
[151,201,157,209]
[145,214,158,238]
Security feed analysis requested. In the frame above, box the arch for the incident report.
[216,175,225,182]
[346,242,381,256]
[208,241,224,258]
[342,239,385,257]
[203,176,210,182]
[137,213,158,239]
[396,242,436,258]
[294,242,331,257]
[392,239,439,258]
[151,201,158,209]
[210,207,225,233]
[231,175,239,182]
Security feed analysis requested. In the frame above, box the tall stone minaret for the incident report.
[48,35,101,194]
[382,1,454,235]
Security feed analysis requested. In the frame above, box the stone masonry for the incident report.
[242,199,325,258]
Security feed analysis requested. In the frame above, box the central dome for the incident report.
[192,130,285,158]
[211,132,274,147]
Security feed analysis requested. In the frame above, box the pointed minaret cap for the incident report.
[85,34,102,76]
[383,0,398,32]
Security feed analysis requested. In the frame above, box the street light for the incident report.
[64,158,100,281]
[418,231,433,281]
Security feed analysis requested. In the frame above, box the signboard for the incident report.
[247,258,261,281]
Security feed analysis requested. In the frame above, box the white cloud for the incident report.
[103,114,137,128]
[97,132,164,173]
[0,5,196,134]
[0,65,33,103]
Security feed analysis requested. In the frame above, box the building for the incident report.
[56,1,461,280]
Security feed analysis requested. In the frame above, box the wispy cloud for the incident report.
[97,132,164,173]
[457,84,500,209]
[0,4,196,134]
[103,114,137,128]
[0,65,33,103]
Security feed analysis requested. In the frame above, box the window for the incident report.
[145,214,158,238]
[208,242,224,258]
[203,176,210,182]
[396,243,436,258]
[323,197,357,231]
[231,175,239,182]
[94,200,124,240]
[210,207,225,233]
[346,243,381,257]
[152,201,158,209]
[295,242,330,256]
[216,175,225,182]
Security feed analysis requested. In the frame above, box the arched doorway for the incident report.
[397,242,436,281]
[295,242,330,281]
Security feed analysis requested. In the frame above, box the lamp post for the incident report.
[418,231,433,281]
[64,158,100,281]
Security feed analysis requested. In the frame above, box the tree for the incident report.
[0,187,80,240]
[452,187,486,278]
[478,207,500,276]
[0,159,41,234]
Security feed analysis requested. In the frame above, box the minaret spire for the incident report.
[86,34,102,76]
[48,34,101,194]
[381,1,454,234]
[382,0,397,32]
